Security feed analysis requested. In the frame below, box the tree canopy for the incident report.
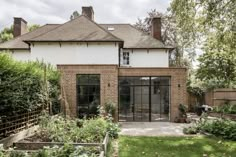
[0,24,40,43]
[170,0,236,89]
[134,9,192,67]
[70,11,80,20]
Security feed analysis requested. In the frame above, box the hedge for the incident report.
[0,53,60,117]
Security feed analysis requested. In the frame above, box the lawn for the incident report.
[119,136,236,157]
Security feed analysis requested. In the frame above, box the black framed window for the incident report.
[77,74,100,118]
[123,52,130,65]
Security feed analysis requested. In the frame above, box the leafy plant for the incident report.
[38,114,120,143]
[184,117,236,141]
[104,102,116,117]
[0,144,99,157]
[0,53,60,117]
[178,104,187,118]
[213,104,236,114]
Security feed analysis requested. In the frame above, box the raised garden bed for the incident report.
[209,112,236,121]
[13,132,109,156]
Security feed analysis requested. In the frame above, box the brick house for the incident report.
[0,7,187,122]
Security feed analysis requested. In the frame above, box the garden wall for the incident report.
[205,88,236,106]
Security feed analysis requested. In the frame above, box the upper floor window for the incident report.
[123,52,129,65]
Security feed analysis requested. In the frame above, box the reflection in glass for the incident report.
[77,75,100,119]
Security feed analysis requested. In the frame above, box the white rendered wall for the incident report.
[11,50,31,61]
[121,49,169,67]
[30,42,119,65]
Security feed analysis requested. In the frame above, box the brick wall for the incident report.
[57,65,118,120]
[119,67,187,122]
[57,65,187,122]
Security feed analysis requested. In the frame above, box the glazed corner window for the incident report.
[123,52,130,65]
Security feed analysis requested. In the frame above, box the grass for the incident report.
[119,136,236,157]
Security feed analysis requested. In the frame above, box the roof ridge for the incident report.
[82,15,123,42]
[99,23,130,25]
[25,15,86,41]
[26,15,123,42]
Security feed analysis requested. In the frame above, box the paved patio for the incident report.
[120,122,192,136]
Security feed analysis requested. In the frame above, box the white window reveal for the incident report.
[123,52,130,65]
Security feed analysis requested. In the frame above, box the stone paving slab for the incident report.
[119,122,192,136]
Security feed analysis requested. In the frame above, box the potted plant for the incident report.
[177,104,187,123]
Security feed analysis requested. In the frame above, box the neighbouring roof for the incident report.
[100,24,169,49]
[0,16,172,50]
[0,24,59,50]
[25,16,122,42]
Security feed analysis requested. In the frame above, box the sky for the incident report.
[0,0,171,29]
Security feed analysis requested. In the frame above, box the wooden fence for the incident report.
[0,108,43,140]
[205,88,236,106]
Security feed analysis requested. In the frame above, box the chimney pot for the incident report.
[13,17,28,38]
[151,17,162,41]
[82,6,94,21]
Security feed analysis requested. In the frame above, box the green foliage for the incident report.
[184,118,236,140]
[213,104,236,114]
[0,144,99,157]
[106,117,120,139]
[104,102,116,117]
[134,9,193,67]
[0,26,13,42]
[0,24,40,43]
[196,51,236,89]
[28,25,40,32]
[187,70,205,100]
[178,104,187,118]
[183,126,198,134]
[39,114,120,143]
[0,53,60,117]
[70,11,80,20]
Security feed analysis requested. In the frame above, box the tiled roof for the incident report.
[25,16,122,42]
[0,24,59,50]
[100,24,170,49]
[0,16,172,50]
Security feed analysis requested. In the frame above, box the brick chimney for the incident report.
[151,17,162,41]
[13,17,28,38]
[82,6,94,21]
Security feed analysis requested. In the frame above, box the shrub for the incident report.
[184,118,236,140]
[213,104,236,114]
[183,126,199,134]
[104,102,116,117]
[39,114,120,143]
[0,53,60,117]
[178,104,187,118]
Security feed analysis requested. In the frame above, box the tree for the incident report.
[196,51,236,89]
[28,24,40,32]
[0,24,40,43]
[0,26,13,42]
[171,0,236,89]
[70,11,80,20]
[170,0,236,58]
[134,9,193,67]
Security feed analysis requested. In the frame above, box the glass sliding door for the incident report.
[77,74,100,119]
[151,77,170,121]
[119,76,170,122]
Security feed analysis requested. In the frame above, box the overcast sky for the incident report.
[0,0,171,29]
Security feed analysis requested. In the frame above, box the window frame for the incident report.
[76,74,100,119]
[122,51,130,65]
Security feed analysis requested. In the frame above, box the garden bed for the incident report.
[209,112,236,121]
[13,132,109,155]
